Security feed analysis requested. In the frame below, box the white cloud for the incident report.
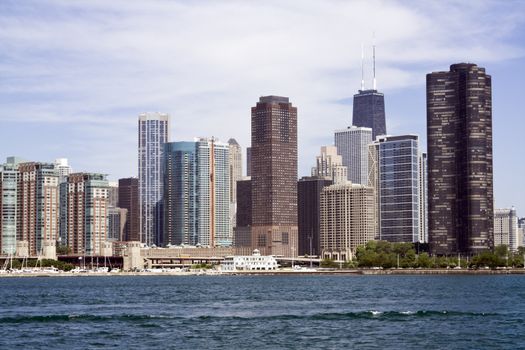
[0,0,524,179]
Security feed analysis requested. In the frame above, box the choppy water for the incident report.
[0,275,524,349]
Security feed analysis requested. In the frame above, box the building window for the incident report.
[282,232,289,244]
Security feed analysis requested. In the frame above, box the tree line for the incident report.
[321,241,525,269]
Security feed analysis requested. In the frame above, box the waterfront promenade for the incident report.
[2,267,525,278]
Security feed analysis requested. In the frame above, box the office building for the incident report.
[427,63,493,255]
[334,126,372,185]
[298,176,332,257]
[17,162,60,256]
[251,96,298,257]
[118,178,139,241]
[369,135,421,243]
[60,173,109,256]
[138,112,170,247]
[320,182,375,261]
[494,208,520,252]
[352,90,387,140]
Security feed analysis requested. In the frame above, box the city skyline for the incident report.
[1,1,525,214]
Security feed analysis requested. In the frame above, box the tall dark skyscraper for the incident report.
[298,176,332,256]
[251,96,298,257]
[427,63,493,255]
[353,46,386,140]
[352,89,386,140]
[118,178,140,242]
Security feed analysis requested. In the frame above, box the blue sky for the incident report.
[1,0,525,213]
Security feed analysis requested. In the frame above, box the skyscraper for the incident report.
[138,112,170,247]
[163,142,197,246]
[369,135,421,243]
[0,157,22,255]
[427,63,493,255]
[196,138,230,246]
[228,138,243,241]
[17,162,59,256]
[334,126,372,185]
[251,96,298,257]
[163,138,230,247]
[352,90,386,140]
[118,178,139,242]
[60,173,109,256]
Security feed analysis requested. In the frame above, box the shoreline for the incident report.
[1,268,525,278]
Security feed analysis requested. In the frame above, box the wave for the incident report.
[0,310,495,324]
[0,314,173,324]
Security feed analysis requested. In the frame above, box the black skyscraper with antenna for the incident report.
[352,44,386,140]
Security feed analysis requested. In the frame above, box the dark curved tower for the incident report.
[427,63,493,255]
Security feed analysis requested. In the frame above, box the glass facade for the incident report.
[373,136,420,243]
[163,139,230,247]
[164,142,198,246]
[138,112,169,247]
[0,159,20,255]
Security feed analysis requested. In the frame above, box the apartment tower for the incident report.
[427,63,493,255]
[118,178,139,241]
[138,112,169,247]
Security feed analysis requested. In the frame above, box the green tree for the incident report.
[320,258,338,268]
[494,245,509,259]
[416,252,432,268]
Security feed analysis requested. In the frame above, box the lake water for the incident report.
[0,275,524,349]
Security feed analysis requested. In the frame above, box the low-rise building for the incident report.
[221,249,278,271]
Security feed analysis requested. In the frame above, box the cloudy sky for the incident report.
[1,0,525,211]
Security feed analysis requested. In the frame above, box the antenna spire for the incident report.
[360,43,365,91]
[372,33,377,90]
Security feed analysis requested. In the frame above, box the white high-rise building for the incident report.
[334,126,372,185]
[138,112,170,247]
[228,138,242,241]
[311,146,347,185]
[494,208,520,252]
